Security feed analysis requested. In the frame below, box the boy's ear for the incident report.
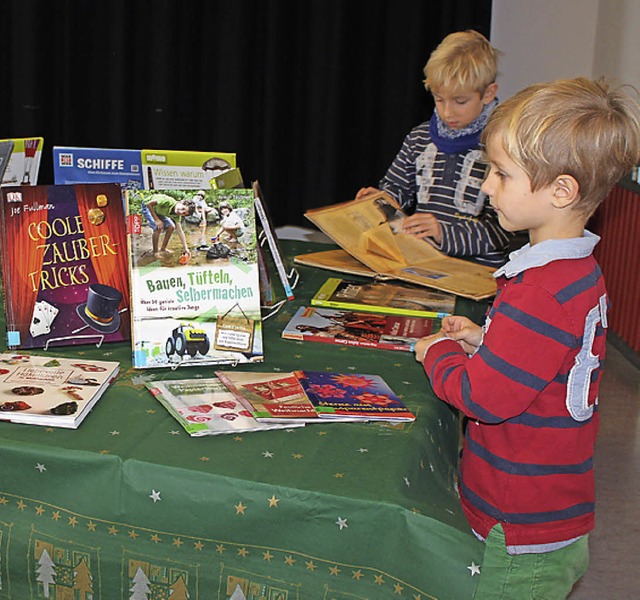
[482,83,498,104]
[552,174,580,208]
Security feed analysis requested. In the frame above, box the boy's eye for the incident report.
[455,98,469,105]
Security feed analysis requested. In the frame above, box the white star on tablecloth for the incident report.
[467,562,481,576]
[149,490,162,503]
[262,451,274,458]
[335,517,348,530]
[35,463,46,473]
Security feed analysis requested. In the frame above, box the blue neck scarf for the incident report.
[429,98,498,154]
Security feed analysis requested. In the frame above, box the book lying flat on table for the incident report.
[281,306,436,352]
[294,370,415,421]
[311,277,455,319]
[145,378,302,436]
[216,370,415,423]
[215,371,320,423]
[0,353,119,428]
[302,191,497,300]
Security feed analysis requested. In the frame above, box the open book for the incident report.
[300,192,497,300]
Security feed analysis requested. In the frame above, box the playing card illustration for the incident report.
[29,301,59,337]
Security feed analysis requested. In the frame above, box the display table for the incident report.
[0,240,487,599]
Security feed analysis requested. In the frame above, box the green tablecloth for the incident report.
[0,241,487,599]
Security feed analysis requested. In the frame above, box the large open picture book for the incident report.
[301,192,497,300]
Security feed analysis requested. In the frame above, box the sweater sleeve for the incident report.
[422,282,574,422]
[378,131,420,214]
[437,202,512,266]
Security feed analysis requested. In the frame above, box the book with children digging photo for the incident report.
[125,188,264,369]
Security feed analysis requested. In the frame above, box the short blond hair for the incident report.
[482,77,640,217]
[424,30,498,94]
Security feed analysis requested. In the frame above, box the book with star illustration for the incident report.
[0,183,131,350]
[0,352,119,428]
[293,370,415,421]
[145,378,302,436]
[214,370,321,423]
[281,305,437,352]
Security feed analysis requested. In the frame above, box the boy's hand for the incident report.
[402,213,442,244]
[413,331,447,362]
[440,316,483,354]
[355,187,380,200]
[154,219,164,230]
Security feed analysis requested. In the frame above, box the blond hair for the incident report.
[482,77,640,217]
[424,30,498,94]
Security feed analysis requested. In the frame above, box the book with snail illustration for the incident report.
[302,191,497,300]
[0,183,131,350]
[125,188,263,369]
[0,352,119,428]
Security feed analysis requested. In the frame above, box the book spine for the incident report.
[285,332,411,352]
[0,194,18,348]
[309,298,443,320]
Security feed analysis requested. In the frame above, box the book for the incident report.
[293,370,415,421]
[141,148,236,190]
[126,188,264,369]
[303,191,497,300]
[311,277,455,319]
[0,352,119,428]
[145,378,302,436]
[294,247,378,278]
[53,146,145,189]
[0,137,44,186]
[0,183,131,350]
[252,181,296,301]
[53,146,238,192]
[215,370,320,423]
[0,141,14,181]
[281,306,436,352]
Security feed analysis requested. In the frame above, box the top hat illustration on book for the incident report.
[76,284,123,334]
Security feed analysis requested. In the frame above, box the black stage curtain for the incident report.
[1,0,491,227]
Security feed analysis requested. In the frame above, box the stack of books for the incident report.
[146,370,415,437]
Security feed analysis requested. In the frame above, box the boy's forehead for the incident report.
[430,84,481,98]
[484,133,509,160]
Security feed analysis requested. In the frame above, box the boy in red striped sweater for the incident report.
[414,78,640,598]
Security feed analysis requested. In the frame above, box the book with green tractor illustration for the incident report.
[125,188,263,369]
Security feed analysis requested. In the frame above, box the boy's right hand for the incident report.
[355,187,380,200]
[440,316,483,354]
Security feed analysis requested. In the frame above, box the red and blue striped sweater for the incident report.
[422,233,605,548]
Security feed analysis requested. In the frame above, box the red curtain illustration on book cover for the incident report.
[75,183,131,336]
[3,187,49,340]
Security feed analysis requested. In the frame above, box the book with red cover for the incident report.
[0,183,130,350]
[215,370,320,423]
[281,306,436,352]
